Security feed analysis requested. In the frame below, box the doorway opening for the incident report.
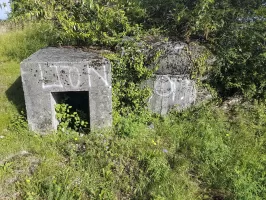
[51,91,90,132]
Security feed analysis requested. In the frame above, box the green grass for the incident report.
[0,23,266,200]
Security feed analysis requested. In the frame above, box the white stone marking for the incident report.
[39,64,63,89]
[87,66,92,88]
[171,80,176,101]
[87,65,109,87]
[69,67,80,88]
[154,76,174,97]
[174,45,184,50]
[20,69,27,76]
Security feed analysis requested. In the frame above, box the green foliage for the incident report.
[8,111,28,131]
[55,103,88,133]
[210,14,266,99]
[189,44,211,82]
[105,39,161,125]
[138,0,264,40]
[137,0,221,39]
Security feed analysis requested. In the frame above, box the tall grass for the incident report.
[2,103,266,199]
[0,22,55,61]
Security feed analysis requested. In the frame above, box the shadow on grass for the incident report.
[6,76,26,112]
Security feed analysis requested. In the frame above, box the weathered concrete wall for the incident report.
[21,47,112,132]
[146,75,196,114]
[145,41,204,114]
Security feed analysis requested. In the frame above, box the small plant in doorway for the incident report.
[55,103,88,134]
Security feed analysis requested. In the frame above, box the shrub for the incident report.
[10,0,145,47]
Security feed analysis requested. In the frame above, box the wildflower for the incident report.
[152,140,157,145]
[163,148,168,153]
[74,137,78,141]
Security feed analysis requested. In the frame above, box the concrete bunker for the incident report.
[21,47,112,133]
